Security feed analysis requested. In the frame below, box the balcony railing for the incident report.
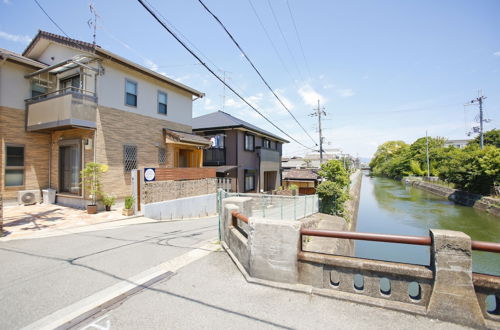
[257,147,280,163]
[203,148,226,166]
[25,87,97,132]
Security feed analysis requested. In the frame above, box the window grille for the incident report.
[159,147,167,165]
[124,145,137,172]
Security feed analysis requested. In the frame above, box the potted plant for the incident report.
[102,193,116,211]
[80,162,108,214]
[123,195,135,216]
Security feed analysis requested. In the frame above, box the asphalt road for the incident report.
[75,251,468,330]
[0,217,218,329]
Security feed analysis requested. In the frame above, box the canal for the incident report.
[355,171,500,275]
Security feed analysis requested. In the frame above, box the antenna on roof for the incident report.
[88,1,99,48]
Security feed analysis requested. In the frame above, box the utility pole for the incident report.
[88,2,99,48]
[467,92,488,149]
[426,130,430,177]
[310,100,326,164]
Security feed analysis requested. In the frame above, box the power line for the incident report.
[143,0,222,72]
[33,0,69,37]
[137,0,316,151]
[247,0,299,88]
[196,0,317,146]
[285,0,311,78]
[267,0,304,81]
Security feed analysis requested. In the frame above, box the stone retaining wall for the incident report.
[407,180,500,217]
[345,170,363,230]
[143,178,217,204]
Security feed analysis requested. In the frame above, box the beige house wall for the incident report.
[0,106,50,199]
[94,106,192,198]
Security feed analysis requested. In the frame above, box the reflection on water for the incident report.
[355,171,500,275]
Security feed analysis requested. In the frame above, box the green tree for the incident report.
[470,129,500,148]
[316,181,349,216]
[319,159,350,187]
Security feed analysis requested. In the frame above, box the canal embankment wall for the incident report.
[300,170,362,256]
[406,179,500,217]
[346,170,363,230]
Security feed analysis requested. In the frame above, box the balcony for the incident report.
[203,148,226,166]
[26,88,97,132]
[257,147,280,163]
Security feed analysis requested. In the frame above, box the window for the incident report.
[31,83,48,98]
[60,75,81,92]
[125,79,137,107]
[244,170,256,192]
[158,91,167,115]
[158,147,166,165]
[244,134,255,151]
[5,144,24,186]
[263,139,271,149]
[123,145,137,172]
[210,134,225,148]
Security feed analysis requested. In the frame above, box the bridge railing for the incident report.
[220,197,500,328]
[299,228,500,326]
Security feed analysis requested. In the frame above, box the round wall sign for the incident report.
[144,168,156,182]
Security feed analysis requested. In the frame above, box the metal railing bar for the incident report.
[301,228,431,246]
[231,210,249,224]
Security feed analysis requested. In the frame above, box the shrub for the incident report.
[102,194,116,207]
[316,181,349,216]
[124,196,134,210]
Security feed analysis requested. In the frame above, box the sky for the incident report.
[1,0,499,159]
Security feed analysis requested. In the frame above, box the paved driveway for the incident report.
[0,216,217,329]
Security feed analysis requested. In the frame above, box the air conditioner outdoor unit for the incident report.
[17,190,41,205]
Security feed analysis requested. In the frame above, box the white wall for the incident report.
[37,43,82,65]
[97,62,193,128]
[0,62,31,110]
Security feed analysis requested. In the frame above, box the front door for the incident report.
[59,142,81,195]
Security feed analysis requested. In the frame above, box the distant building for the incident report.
[282,148,357,171]
[282,169,319,195]
[192,111,288,193]
[444,139,471,149]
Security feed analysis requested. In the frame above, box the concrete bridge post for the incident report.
[427,229,485,328]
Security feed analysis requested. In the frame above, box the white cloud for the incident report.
[494,51,500,56]
[323,83,335,89]
[0,31,31,44]
[298,84,326,107]
[336,88,355,98]
[3,0,11,4]
[204,97,217,111]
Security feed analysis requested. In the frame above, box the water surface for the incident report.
[355,172,500,275]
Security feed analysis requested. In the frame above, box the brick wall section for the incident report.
[0,106,50,199]
[143,178,217,204]
[94,106,192,198]
[155,168,216,181]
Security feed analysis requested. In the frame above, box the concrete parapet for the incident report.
[427,229,485,328]
[221,199,500,328]
[248,218,301,283]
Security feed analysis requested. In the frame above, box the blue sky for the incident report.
[1,0,499,158]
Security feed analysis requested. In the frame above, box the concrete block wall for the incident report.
[143,193,216,220]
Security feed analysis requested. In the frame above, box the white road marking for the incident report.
[80,314,111,330]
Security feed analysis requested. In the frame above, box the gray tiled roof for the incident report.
[192,111,288,143]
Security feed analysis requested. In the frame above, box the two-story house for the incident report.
[192,111,288,193]
[0,30,210,207]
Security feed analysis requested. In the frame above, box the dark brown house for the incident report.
[192,111,288,193]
